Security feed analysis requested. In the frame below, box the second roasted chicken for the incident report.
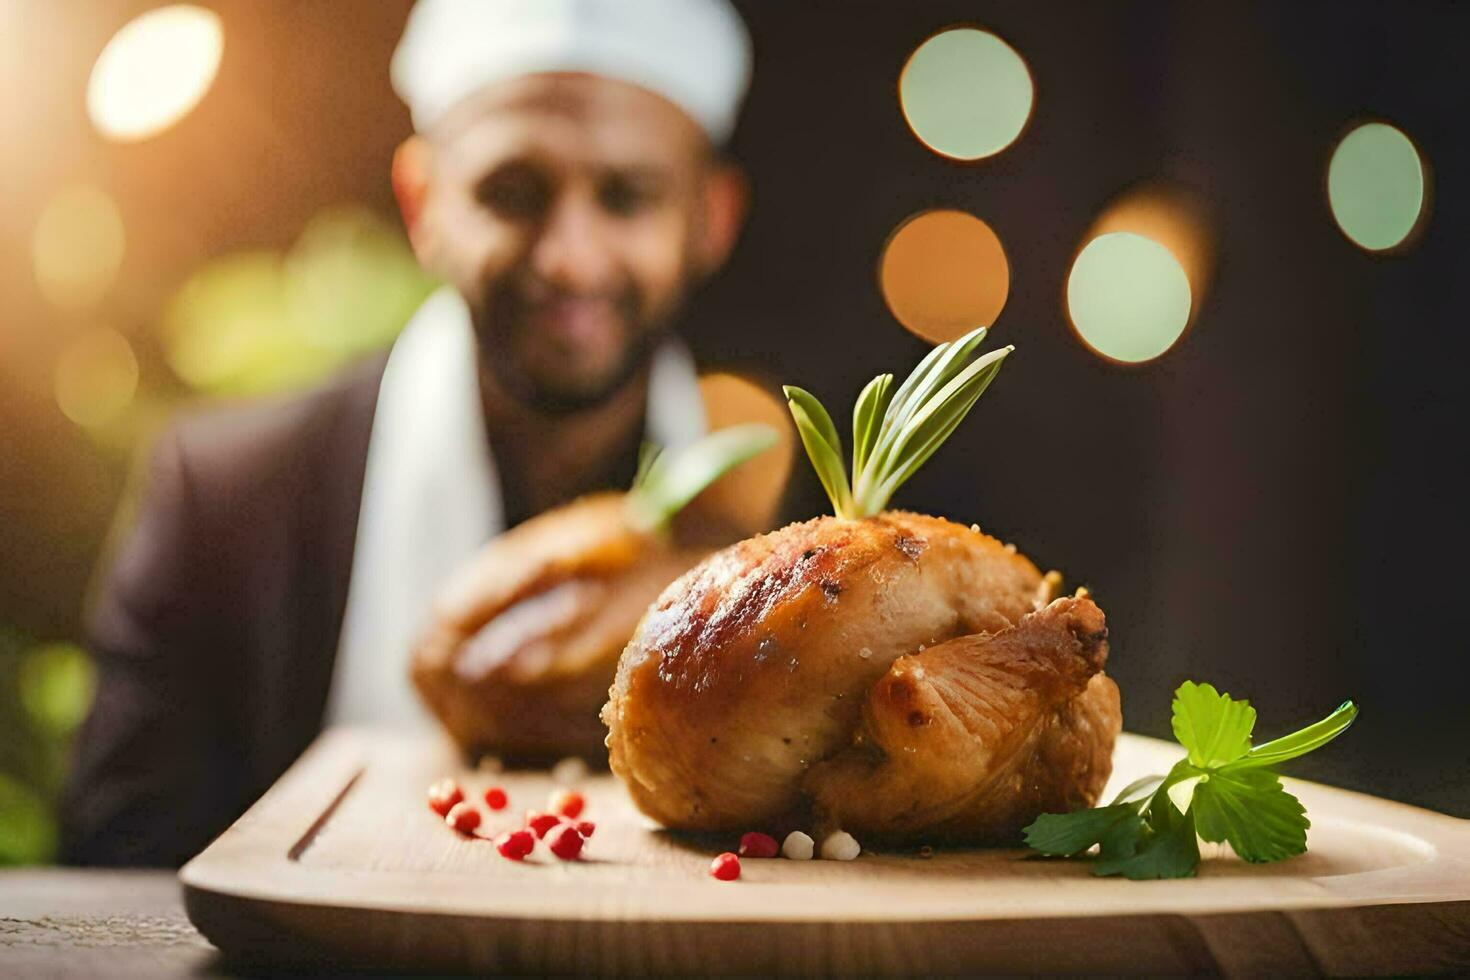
[412,425,778,764]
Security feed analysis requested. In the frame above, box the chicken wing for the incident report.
[806,595,1120,843]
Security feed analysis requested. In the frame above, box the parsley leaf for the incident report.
[1096,813,1144,862]
[1171,681,1256,768]
[1022,775,1166,859]
[1092,800,1200,879]
[1022,680,1357,879]
[1192,767,1309,862]
[1024,804,1143,858]
[1109,774,1164,805]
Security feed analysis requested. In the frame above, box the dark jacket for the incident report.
[61,358,385,866]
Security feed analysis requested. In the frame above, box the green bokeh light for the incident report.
[1328,123,1424,252]
[18,643,96,738]
[900,28,1034,160]
[1067,232,1192,363]
[0,772,57,865]
[162,207,437,395]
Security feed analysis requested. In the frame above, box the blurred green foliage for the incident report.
[1,629,94,864]
[19,643,97,739]
[2,205,432,864]
[0,774,57,865]
[161,205,437,395]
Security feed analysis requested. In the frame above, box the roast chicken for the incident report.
[603,511,1122,843]
[412,493,714,763]
[412,422,784,764]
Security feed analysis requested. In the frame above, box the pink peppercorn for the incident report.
[738,831,779,858]
[483,786,508,811]
[525,810,563,839]
[445,801,480,835]
[549,788,585,819]
[710,852,740,881]
[427,778,463,817]
[546,824,585,860]
[495,829,534,860]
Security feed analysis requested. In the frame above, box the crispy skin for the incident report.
[805,595,1121,843]
[412,493,711,763]
[603,512,1087,834]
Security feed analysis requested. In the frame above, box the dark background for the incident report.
[1,0,1465,852]
[708,0,1470,815]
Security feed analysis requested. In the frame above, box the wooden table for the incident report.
[0,869,221,978]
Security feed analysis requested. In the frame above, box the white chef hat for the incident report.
[391,0,752,143]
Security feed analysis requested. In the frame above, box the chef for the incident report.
[62,0,753,866]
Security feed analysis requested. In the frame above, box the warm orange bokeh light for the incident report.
[32,185,126,312]
[879,209,1010,344]
[54,326,138,428]
[87,4,224,142]
[696,372,795,535]
[1066,183,1213,364]
[1085,183,1212,306]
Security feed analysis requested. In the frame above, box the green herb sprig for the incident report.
[1023,681,1358,879]
[784,325,1013,519]
[625,423,778,532]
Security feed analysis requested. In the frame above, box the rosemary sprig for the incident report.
[784,326,1013,519]
[625,423,778,532]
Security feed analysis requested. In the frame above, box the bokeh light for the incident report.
[899,28,1034,160]
[1084,184,1212,300]
[0,773,56,865]
[1328,122,1425,252]
[1068,183,1211,364]
[1067,232,1192,364]
[879,209,1009,343]
[17,644,96,739]
[697,373,794,535]
[32,185,126,312]
[163,207,436,395]
[87,4,224,142]
[54,327,139,428]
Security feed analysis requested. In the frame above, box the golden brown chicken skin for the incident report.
[603,511,1118,841]
[412,492,712,764]
[806,595,1120,843]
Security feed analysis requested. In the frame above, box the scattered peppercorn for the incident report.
[738,831,779,858]
[427,778,464,817]
[525,810,563,839]
[710,852,741,880]
[819,830,861,861]
[546,824,585,860]
[495,829,534,861]
[549,788,585,819]
[445,801,481,835]
[483,786,508,811]
[781,831,815,860]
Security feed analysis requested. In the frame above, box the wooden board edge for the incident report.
[181,882,1470,976]
[178,729,1470,925]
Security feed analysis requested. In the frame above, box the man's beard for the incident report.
[475,277,667,416]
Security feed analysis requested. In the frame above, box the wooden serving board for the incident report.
[181,727,1470,975]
